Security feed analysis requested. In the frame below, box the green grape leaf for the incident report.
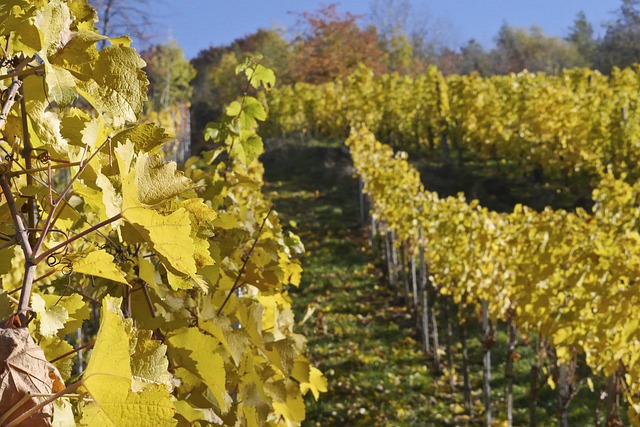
[225,97,266,129]
[248,64,276,90]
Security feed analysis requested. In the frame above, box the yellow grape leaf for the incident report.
[135,154,195,206]
[291,360,310,384]
[125,207,198,282]
[0,1,41,56]
[174,401,223,425]
[73,249,129,285]
[0,291,14,321]
[111,123,173,154]
[285,261,303,287]
[167,327,230,413]
[74,44,148,126]
[96,172,122,222]
[272,382,305,423]
[193,236,214,268]
[34,1,72,55]
[241,405,260,427]
[198,319,233,364]
[0,246,19,276]
[52,399,76,426]
[547,375,556,390]
[81,384,176,427]
[166,269,196,291]
[45,63,77,107]
[73,180,107,219]
[126,326,172,393]
[42,293,89,335]
[83,297,131,399]
[300,366,327,401]
[116,141,204,289]
[109,35,132,47]
[31,293,82,338]
[81,297,176,426]
[138,253,160,290]
[49,30,104,75]
[181,198,217,237]
[39,335,74,381]
[60,108,102,148]
[23,77,69,155]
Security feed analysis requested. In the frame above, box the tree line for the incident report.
[89,0,640,154]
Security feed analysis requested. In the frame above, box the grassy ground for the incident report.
[261,138,609,427]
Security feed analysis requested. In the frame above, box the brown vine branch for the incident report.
[7,161,82,177]
[0,64,43,81]
[0,58,31,130]
[33,213,123,265]
[3,381,83,427]
[32,138,111,257]
[0,237,16,250]
[141,282,156,318]
[0,393,32,426]
[50,340,96,364]
[19,83,36,248]
[217,207,273,316]
[0,173,36,322]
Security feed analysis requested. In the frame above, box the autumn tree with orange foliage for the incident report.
[289,3,386,84]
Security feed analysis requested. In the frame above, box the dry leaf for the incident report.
[0,327,64,427]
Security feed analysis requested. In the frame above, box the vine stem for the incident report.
[0,174,35,322]
[32,137,111,257]
[217,207,273,316]
[0,237,16,250]
[0,58,32,130]
[0,63,43,81]
[19,83,36,248]
[0,58,35,323]
[33,213,122,265]
[3,381,83,427]
[8,161,81,177]
[50,340,96,363]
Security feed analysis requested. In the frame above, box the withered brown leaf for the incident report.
[0,327,64,427]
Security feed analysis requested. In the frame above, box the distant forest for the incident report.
[89,0,640,150]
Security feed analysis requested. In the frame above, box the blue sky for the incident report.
[148,1,622,58]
